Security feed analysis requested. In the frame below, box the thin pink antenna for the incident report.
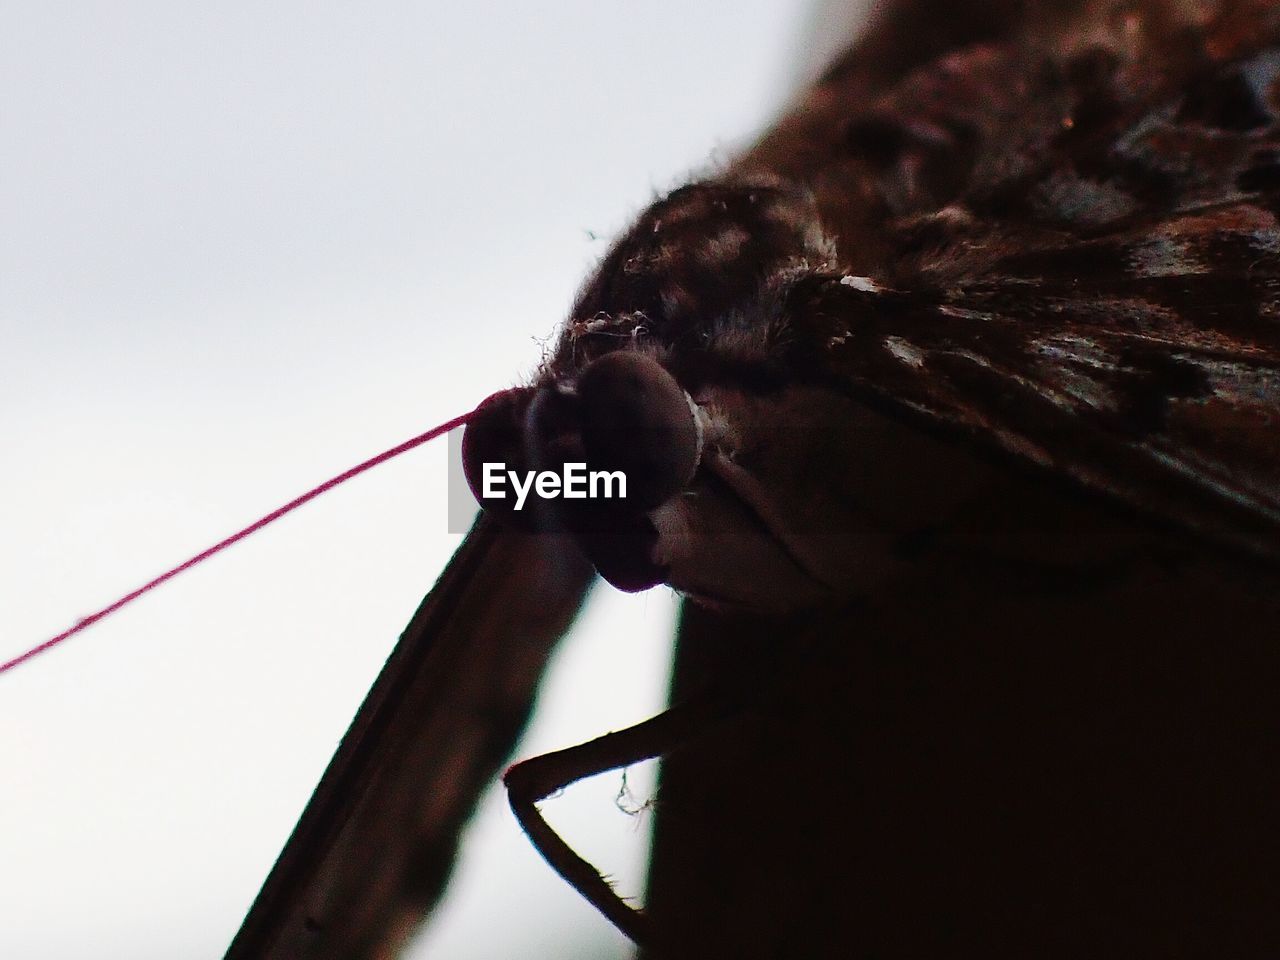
[1,407,477,676]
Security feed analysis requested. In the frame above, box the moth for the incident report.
[219,0,1280,957]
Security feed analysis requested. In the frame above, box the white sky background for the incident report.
[0,3,864,958]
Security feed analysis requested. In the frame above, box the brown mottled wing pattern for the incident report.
[775,6,1280,558]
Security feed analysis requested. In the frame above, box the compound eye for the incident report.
[523,382,587,475]
[461,387,537,528]
[576,351,700,512]
[577,515,665,592]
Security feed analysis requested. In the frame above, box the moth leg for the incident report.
[503,692,732,948]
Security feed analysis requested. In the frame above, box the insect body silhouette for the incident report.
[231,2,1280,957]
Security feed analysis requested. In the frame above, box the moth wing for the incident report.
[800,193,1280,558]
[785,31,1280,558]
[226,515,594,959]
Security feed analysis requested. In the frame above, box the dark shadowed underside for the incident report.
[647,470,1280,959]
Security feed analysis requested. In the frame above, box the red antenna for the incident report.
[1,407,478,676]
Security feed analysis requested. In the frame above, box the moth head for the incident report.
[462,350,702,591]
